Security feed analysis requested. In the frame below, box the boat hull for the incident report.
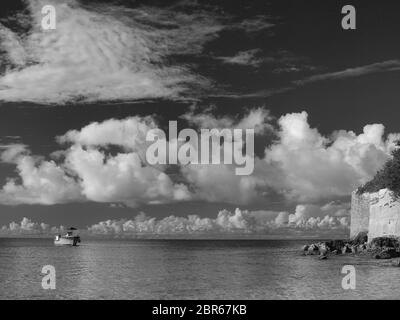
[54,236,80,246]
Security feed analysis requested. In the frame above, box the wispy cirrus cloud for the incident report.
[222,60,400,99]
[180,106,273,134]
[0,0,215,104]
[294,59,400,85]
[0,0,274,104]
[233,15,274,33]
[216,49,264,67]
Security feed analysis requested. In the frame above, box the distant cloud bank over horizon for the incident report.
[0,204,349,238]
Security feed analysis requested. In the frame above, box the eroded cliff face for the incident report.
[369,189,400,240]
[351,189,400,241]
[350,191,370,239]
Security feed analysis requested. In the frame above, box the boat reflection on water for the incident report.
[54,227,81,246]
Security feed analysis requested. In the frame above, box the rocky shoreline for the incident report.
[302,232,400,266]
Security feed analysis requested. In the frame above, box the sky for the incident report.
[0,0,399,238]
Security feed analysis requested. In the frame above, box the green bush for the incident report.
[357,141,400,196]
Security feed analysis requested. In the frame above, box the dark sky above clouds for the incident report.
[0,0,399,237]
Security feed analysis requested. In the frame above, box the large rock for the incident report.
[351,231,368,245]
[318,242,329,252]
[326,240,345,252]
[374,248,400,259]
[342,244,352,254]
[302,245,309,252]
[359,244,367,251]
[307,243,319,254]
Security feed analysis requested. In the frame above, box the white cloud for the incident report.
[0,25,27,66]
[182,163,261,204]
[0,0,219,103]
[295,60,400,85]
[0,202,349,237]
[88,204,349,237]
[64,145,191,206]
[180,109,400,204]
[58,116,157,152]
[59,116,191,206]
[178,109,263,203]
[288,203,349,229]
[0,116,192,206]
[231,60,400,99]
[0,143,28,163]
[263,111,400,201]
[0,110,398,206]
[274,212,289,226]
[0,146,82,205]
[217,49,263,67]
[0,1,275,104]
[0,217,65,236]
[181,106,273,134]
[234,15,274,33]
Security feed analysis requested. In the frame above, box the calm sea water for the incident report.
[0,238,399,300]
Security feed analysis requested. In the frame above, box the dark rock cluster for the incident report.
[302,232,400,262]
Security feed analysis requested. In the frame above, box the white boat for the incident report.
[54,228,81,246]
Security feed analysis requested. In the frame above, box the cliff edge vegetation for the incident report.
[357,141,400,197]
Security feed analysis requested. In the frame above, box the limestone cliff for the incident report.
[351,189,400,241]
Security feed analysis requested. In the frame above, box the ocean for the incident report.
[0,238,399,300]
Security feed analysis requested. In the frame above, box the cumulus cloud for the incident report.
[178,108,263,203]
[180,110,399,204]
[181,163,260,204]
[57,116,158,155]
[65,145,191,206]
[0,109,398,206]
[0,143,28,163]
[288,202,349,229]
[0,116,192,206]
[263,111,400,201]
[0,144,83,205]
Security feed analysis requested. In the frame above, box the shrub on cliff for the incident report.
[357,141,400,196]
[369,236,400,249]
